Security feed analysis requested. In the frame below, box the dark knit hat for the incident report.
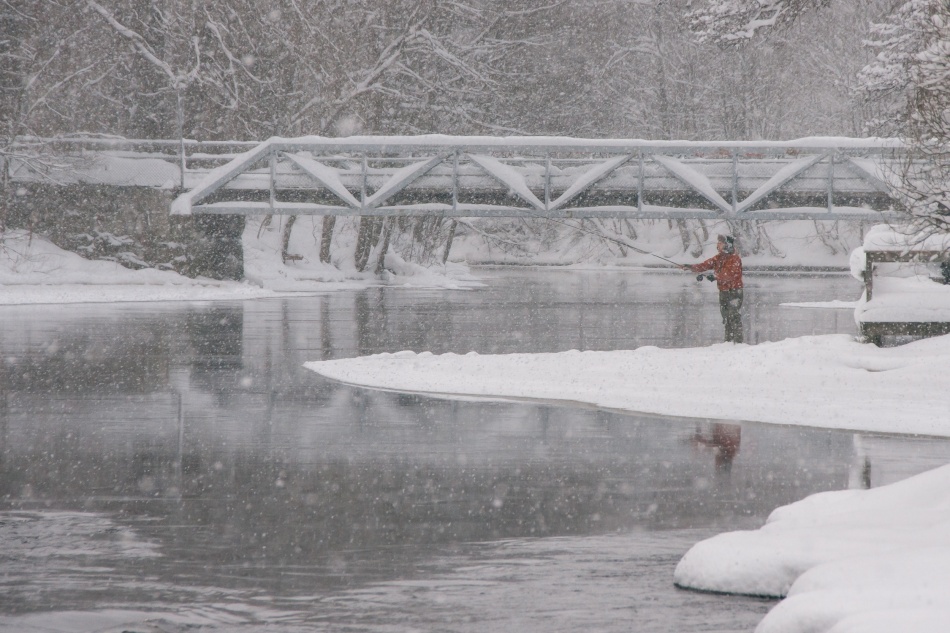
[718,234,735,252]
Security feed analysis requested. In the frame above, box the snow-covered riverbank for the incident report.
[0,222,482,305]
[675,464,950,633]
[304,334,950,437]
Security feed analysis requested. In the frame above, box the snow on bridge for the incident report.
[6,135,904,221]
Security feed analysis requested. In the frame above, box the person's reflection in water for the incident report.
[692,423,741,474]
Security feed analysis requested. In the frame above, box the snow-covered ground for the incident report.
[243,214,482,291]
[303,333,950,437]
[675,464,950,633]
[0,229,273,304]
[0,218,481,305]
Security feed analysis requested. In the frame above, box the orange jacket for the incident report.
[690,252,743,291]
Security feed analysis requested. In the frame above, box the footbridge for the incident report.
[7,135,905,221]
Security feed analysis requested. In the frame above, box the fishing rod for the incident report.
[508,209,721,283]
[510,208,685,267]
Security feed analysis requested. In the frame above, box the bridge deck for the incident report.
[6,135,905,221]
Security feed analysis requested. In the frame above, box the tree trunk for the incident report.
[320,216,336,263]
[354,216,383,272]
[442,219,457,264]
[281,215,300,263]
[375,218,394,274]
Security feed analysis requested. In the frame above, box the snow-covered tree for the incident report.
[690,0,950,240]
[687,0,830,44]
[850,1,949,236]
[83,0,570,267]
[1,0,107,232]
[888,2,950,235]
[859,0,943,135]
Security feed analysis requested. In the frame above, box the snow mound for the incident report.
[863,223,950,253]
[0,230,276,304]
[304,333,950,437]
[848,246,866,281]
[1,229,196,286]
[673,464,950,633]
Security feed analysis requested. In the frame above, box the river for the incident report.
[2,269,949,632]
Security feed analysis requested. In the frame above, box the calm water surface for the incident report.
[2,269,949,632]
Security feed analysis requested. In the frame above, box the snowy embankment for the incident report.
[304,333,950,437]
[0,219,481,305]
[675,464,950,633]
[244,215,482,291]
[0,229,275,304]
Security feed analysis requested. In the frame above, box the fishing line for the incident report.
[502,205,684,267]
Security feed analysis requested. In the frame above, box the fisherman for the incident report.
[681,234,744,343]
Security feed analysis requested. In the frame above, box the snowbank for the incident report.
[674,464,950,633]
[862,223,950,253]
[304,333,950,438]
[0,218,483,305]
[0,229,275,304]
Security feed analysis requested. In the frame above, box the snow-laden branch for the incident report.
[85,0,200,90]
[688,0,830,45]
[290,13,429,130]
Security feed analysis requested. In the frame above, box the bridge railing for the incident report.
[3,136,256,190]
[5,135,905,221]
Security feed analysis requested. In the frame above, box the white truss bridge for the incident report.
[7,135,905,221]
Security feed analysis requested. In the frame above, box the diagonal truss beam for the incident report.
[652,155,733,215]
[364,154,449,208]
[549,154,634,212]
[843,157,894,193]
[284,152,361,208]
[171,139,275,215]
[468,154,545,211]
[734,153,829,214]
